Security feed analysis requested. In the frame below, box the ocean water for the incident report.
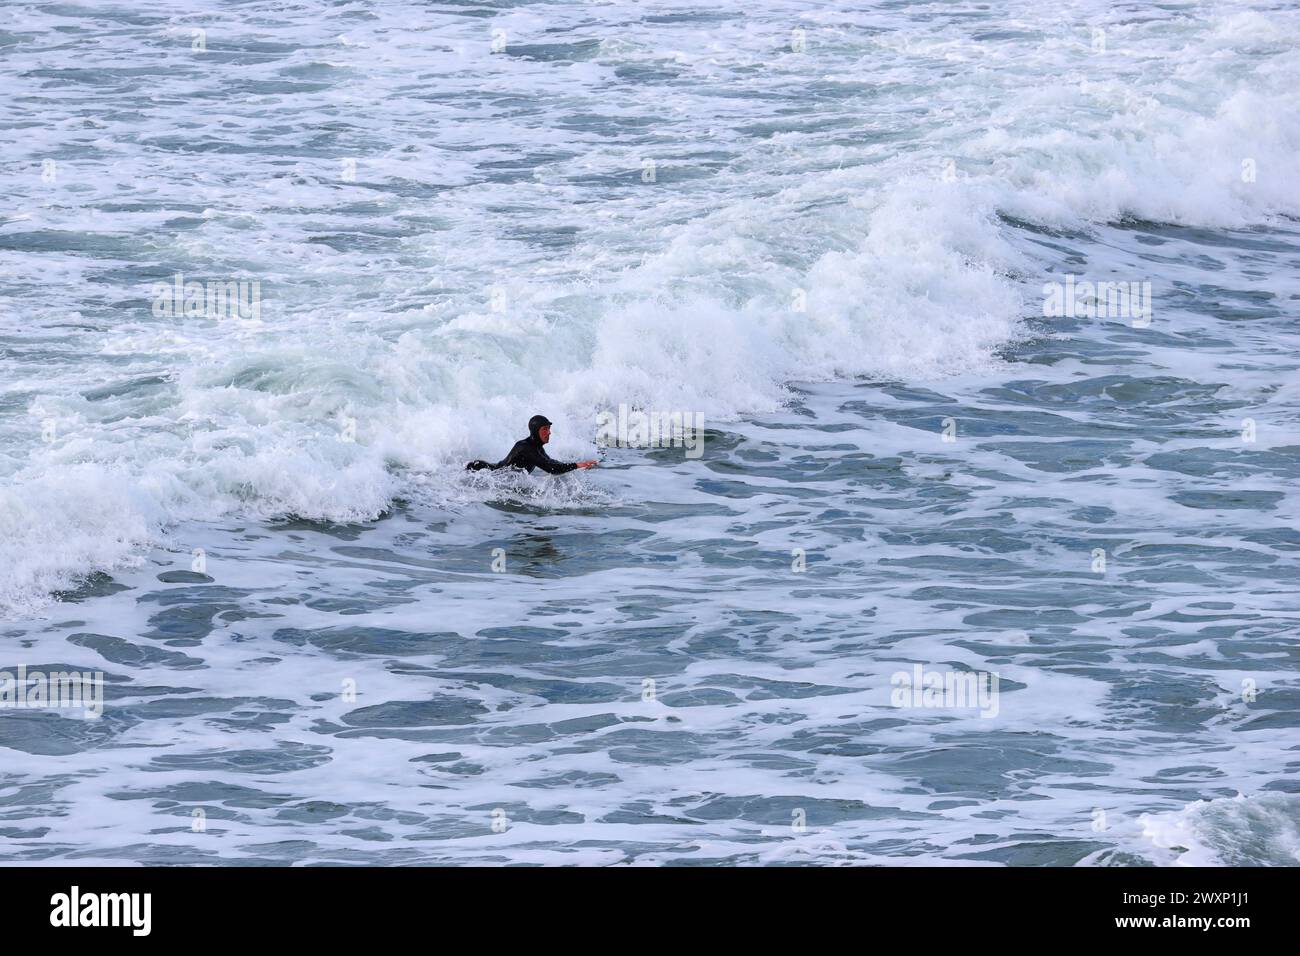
[1,0,1298,865]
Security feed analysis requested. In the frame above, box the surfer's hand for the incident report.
[576,460,597,469]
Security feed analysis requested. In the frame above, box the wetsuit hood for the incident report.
[527,414,552,440]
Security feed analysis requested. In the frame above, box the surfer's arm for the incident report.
[533,447,597,474]
[534,454,579,475]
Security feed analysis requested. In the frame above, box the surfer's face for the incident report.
[538,425,551,443]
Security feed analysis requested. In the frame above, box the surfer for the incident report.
[465,415,597,474]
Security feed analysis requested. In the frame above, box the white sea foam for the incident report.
[1140,792,1300,867]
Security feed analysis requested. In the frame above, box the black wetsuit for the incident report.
[466,427,578,475]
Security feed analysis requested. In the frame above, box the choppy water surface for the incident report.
[1,0,1299,864]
